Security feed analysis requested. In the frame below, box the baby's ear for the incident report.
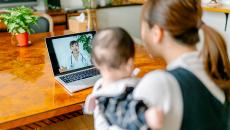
[127,58,134,67]
[125,58,134,73]
[92,59,100,69]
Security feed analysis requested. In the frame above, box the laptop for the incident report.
[46,31,101,93]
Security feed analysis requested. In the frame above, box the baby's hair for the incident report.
[92,27,135,69]
[70,40,79,47]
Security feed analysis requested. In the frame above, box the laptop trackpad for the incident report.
[67,76,100,92]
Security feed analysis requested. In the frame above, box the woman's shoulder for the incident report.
[139,69,176,85]
[135,69,176,93]
[133,70,181,109]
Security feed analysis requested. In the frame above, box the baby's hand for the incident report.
[145,107,164,130]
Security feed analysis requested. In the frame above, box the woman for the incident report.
[93,0,229,129]
[59,41,91,72]
[133,0,230,130]
[68,41,91,69]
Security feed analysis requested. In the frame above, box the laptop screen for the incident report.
[46,31,96,76]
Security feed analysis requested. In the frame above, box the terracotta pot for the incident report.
[15,32,29,47]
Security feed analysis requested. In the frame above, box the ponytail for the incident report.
[142,0,230,101]
[201,24,230,101]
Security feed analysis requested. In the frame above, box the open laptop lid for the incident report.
[46,31,96,76]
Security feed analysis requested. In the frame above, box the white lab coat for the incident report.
[67,53,91,70]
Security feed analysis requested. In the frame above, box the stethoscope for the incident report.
[70,53,87,68]
[70,55,74,68]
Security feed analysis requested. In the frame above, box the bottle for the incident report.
[99,0,107,7]
[87,9,94,31]
[90,0,97,8]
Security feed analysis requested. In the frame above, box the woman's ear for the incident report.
[151,25,164,45]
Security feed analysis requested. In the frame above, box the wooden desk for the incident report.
[0,31,166,129]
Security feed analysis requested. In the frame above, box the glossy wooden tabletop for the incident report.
[0,31,166,129]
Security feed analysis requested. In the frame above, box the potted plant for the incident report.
[76,34,93,53]
[0,6,38,47]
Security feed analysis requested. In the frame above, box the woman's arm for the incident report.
[145,107,164,130]
[133,70,183,130]
[133,70,172,113]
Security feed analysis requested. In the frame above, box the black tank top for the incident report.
[169,68,229,130]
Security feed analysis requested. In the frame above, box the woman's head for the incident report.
[70,41,80,54]
[92,27,135,74]
[141,0,230,100]
[141,0,202,57]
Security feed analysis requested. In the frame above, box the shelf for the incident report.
[202,4,230,13]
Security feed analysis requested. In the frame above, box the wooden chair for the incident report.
[0,10,7,32]
[31,12,54,33]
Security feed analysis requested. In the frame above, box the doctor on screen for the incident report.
[59,41,91,73]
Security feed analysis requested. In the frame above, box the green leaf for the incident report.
[18,27,26,34]
[0,6,38,34]
[76,34,92,54]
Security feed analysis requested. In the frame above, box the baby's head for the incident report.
[92,27,135,77]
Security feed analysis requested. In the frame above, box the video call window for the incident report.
[52,34,93,73]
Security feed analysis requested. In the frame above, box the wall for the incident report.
[202,0,230,4]
[96,5,229,57]
[96,5,142,39]
[34,0,46,10]
[60,0,83,10]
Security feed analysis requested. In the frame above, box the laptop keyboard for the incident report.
[60,68,100,84]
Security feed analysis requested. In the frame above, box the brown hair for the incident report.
[142,0,230,101]
[70,41,79,47]
[92,27,135,69]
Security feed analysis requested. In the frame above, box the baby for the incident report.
[84,27,163,130]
